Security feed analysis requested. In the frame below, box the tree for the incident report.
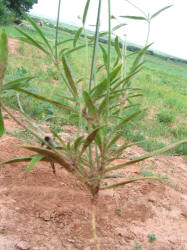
[0,0,14,25]
[3,0,38,17]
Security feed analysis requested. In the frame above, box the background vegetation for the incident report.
[2,17,187,155]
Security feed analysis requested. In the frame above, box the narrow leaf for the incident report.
[112,23,127,32]
[62,55,78,97]
[25,154,44,172]
[120,15,147,21]
[151,5,172,19]
[83,0,91,25]
[99,44,108,67]
[73,27,83,48]
[0,108,4,138]
[23,13,53,55]
[83,91,98,118]
[0,29,8,86]
[74,136,84,152]
[16,88,78,114]
[114,36,121,58]
[16,28,50,56]
[105,139,187,173]
[80,127,101,156]
[101,177,159,190]
[2,76,34,90]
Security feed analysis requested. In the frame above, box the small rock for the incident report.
[39,211,51,221]
[15,241,31,250]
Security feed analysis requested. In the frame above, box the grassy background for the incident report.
[1,18,187,155]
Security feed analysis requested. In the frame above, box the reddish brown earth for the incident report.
[0,110,187,250]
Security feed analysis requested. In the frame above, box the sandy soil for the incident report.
[0,109,186,250]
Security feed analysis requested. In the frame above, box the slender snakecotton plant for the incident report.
[0,1,186,249]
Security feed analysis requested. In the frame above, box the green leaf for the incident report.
[114,36,121,58]
[74,136,85,152]
[91,64,122,99]
[130,44,152,72]
[99,44,108,67]
[83,91,98,118]
[151,5,172,19]
[83,0,91,25]
[23,13,53,55]
[2,76,34,90]
[80,127,101,156]
[25,154,44,172]
[106,133,122,151]
[62,55,78,97]
[19,146,73,172]
[16,88,78,114]
[105,139,187,173]
[16,28,50,56]
[112,23,127,32]
[113,110,141,133]
[101,176,160,190]
[0,108,4,138]
[120,15,147,21]
[0,29,8,86]
[64,44,86,56]
[56,38,73,46]
[73,27,83,48]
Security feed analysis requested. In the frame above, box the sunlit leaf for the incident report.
[99,44,108,67]
[25,154,44,172]
[0,29,8,86]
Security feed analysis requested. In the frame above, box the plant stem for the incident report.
[91,197,100,250]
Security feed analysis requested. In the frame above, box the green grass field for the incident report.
[1,19,187,155]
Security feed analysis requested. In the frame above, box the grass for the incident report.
[1,19,187,155]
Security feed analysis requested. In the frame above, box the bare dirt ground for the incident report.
[0,110,187,250]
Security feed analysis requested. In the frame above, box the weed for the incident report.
[135,242,141,249]
[115,208,123,217]
[147,234,156,243]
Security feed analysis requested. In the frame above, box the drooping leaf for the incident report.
[16,28,50,56]
[80,127,101,156]
[112,23,127,32]
[151,5,172,19]
[83,0,91,25]
[16,88,78,114]
[74,136,85,152]
[101,176,160,190]
[23,13,53,55]
[25,154,44,172]
[56,38,74,46]
[105,139,187,173]
[73,27,83,48]
[2,76,34,90]
[120,15,147,21]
